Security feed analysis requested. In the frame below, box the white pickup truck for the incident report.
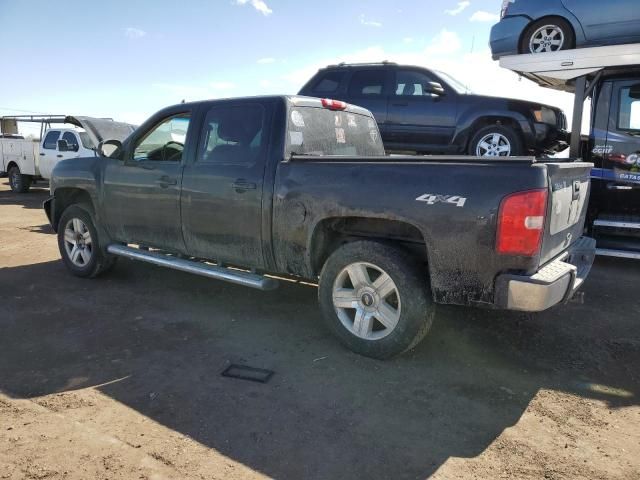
[1,116,134,193]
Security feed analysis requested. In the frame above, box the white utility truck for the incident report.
[500,43,640,259]
[0,115,135,193]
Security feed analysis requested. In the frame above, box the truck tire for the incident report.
[8,166,32,193]
[318,241,435,359]
[469,125,523,157]
[57,205,117,278]
[521,17,575,55]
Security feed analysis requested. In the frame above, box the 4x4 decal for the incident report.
[416,194,467,207]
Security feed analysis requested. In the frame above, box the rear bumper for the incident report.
[490,16,531,59]
[494,237,596,312]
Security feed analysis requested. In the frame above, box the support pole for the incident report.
[570,75,587,158]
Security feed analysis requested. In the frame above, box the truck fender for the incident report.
[306,215,436,292]
[453,109,534,152]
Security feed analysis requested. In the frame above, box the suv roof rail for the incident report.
[326,61,398,68]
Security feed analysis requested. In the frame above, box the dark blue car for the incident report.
[490,0,640,59]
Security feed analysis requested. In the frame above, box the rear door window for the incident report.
[198,104,265,165]
[348,70,387,97]
[311,71,346,94]
[62,132,79,149]
[43,131,60,150]
[286,107,385,157]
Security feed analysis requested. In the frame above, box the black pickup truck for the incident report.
[45,96,596,359]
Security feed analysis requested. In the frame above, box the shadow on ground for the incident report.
[0,179,50,210]
[0,256,638,479]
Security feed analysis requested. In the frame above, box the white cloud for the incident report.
[257,57,276,64]
[359,14,382,27]
[424,29,463,56]
[124,27,146,39]
[470,10,500,22]
[235,0,272,16]
[445,1,470,16]
[403,37,414,44]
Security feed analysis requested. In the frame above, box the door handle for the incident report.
[232,180,257,192]
[57,154,63,158]
[39,153,45,156]
[156,176,177,188]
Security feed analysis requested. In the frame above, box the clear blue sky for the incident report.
[0,0,574,131]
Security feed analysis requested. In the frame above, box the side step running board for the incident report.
[596,248,640,260]
[106,244,279,291]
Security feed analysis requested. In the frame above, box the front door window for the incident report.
[133,115,190,162]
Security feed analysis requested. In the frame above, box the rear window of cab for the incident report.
[286,106,385,157]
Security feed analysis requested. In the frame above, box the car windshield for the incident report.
[435,70,473,94]
[78,132,94,149]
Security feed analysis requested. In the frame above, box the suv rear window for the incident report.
[348,70,386,96]
[286,107,385,157]
[311,71,345,94]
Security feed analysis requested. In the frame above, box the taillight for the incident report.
[500,0,514,19]
[321,98,347,111]
[496,189,548,256]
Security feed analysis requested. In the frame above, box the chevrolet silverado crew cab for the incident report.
[45,96,595,359]
[298,63,568,156]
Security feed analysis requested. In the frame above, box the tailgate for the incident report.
[539,162,593,265]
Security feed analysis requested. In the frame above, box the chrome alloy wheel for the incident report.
[332,262,401,341]
[63,218,93,268]
[476,133,512,157]
[529,25,565,53]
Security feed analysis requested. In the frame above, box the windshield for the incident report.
[78,132,94,149]
[435,70,473,94]
[286,107,385,157]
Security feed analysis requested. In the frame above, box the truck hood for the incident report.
[462,94,563,114]
[65,116,136,147]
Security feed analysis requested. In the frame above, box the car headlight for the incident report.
[533,107,557,125]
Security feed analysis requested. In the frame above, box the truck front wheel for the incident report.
[318,241,435,359]
[57,205,116,278]
[8,166,32,193]
[469,125,523,157]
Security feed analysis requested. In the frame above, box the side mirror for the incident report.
[629,84,640,100]
[98,139,123,159]
[424,81,445,96]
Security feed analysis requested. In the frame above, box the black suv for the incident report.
[299,62,568,156]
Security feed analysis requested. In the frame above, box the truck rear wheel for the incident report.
[8,166,32,193]
[318,241,435,359]
[57,205,116,278]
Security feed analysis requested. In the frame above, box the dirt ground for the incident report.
[0,179,639,480]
